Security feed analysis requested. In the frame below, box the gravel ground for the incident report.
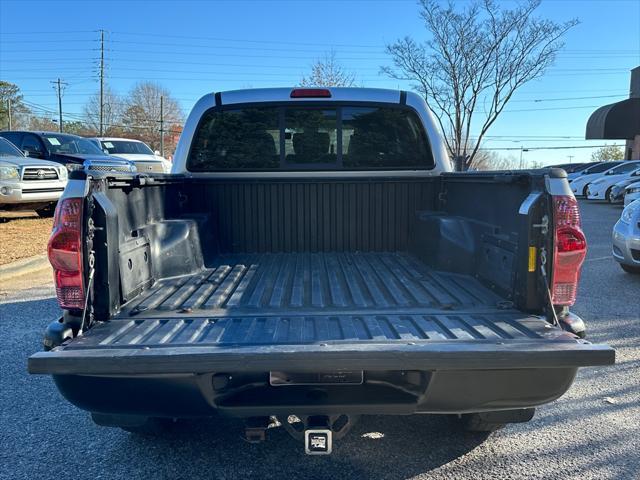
[0,200,638,480]
[0,212,53,265]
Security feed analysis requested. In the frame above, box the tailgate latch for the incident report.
[532,215,549,235]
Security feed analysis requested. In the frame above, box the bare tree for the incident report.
[472,150,520,170]
[300,51,357,87]
[83,85,123,134]
[26,115,59,132]
[121,82,183,151]
[382,0,578,170]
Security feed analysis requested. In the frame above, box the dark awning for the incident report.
[586,97,640,140]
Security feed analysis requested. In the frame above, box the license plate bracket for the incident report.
[269,370,364,386]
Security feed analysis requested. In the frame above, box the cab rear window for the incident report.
[187,104,434,171]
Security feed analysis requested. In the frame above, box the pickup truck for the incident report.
[29,87,615,455]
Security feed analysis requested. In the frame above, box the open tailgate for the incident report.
[29,313,615,375]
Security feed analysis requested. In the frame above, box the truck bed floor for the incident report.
[71,252,573,348]
[124,252,504,317]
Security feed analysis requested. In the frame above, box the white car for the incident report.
[564,162,599,181]
[612,199,640,274]
[90,137,171,173]
[569,161,623,196]
[624,181,640,206]
[586,164,640,201]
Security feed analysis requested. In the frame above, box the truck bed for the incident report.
[122,252,504,318]
[30,252,614,376]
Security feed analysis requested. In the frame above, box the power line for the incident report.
[0,30,96,35]
[2,28,638,55]
[480,144,624,151]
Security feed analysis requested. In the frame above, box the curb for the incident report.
[0,254,50,280]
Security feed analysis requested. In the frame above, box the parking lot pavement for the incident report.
[1,200,638,480]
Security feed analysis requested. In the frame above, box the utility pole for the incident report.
[159,95,164,157]
[519,146,529,169]
[567,155,574,164]
[6,99,11,130]
[99,29,105,136]
[51,78,68,133]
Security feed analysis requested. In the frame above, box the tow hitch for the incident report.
[285,414,358,455]
[305,427,332,455]
[242,414,357,454]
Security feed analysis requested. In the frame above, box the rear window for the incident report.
[188,104,434,171]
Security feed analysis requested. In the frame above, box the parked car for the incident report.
[90,137,171,173]
[548,162,590,175]
[566,162,601,181]
[608,170,640,203]
[624,181,640,206]
[612,199,640,274]
[28,87,614,454]
[586,163,640,201]
[569,161,624,197]
[0,131,136,173]
[0,137,68,217]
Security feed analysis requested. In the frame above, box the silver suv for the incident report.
[0,137,68,217]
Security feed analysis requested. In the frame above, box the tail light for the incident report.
[551,195,587,306]
[48,198,85,309]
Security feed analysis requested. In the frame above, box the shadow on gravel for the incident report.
[114,414,489,479]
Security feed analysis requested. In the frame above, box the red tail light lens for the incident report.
[48,198,84,309]
[551,196,587,306]
[290,88,332,98]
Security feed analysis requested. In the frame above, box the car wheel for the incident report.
[36,205,56,218]
[582,185,589,197]
[621,264,640,274]
[605,187,614,203]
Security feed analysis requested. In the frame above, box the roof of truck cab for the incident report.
[215,87,410,106]
[172,86,451,175]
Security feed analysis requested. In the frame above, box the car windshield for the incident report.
[0,137,24,157]
[43,134,105,155]
[101,140,154,155]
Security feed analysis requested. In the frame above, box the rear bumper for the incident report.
[50,367,581,418]
[30,336,614,418]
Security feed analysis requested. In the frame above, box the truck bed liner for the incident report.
[29,252,614,376]
[122,252,504,317]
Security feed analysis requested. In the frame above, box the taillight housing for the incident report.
[48,198,85,309]
[551,195,587,306]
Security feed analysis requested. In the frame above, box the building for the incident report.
[586,66,640,160]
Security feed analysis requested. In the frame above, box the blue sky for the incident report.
[0,0,638,165]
